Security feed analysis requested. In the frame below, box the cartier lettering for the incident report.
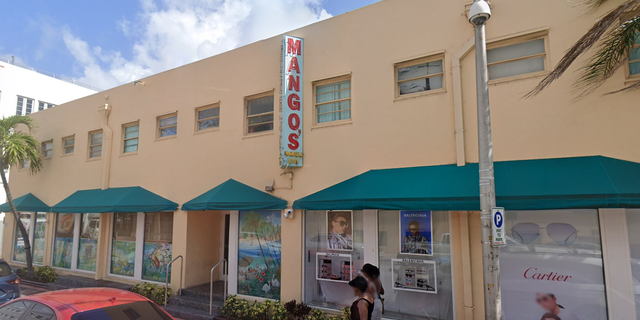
[523,267,572,282]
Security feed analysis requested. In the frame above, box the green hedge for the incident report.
[16,266,58,283]
[221,295,350,320]
[131,282,171,305]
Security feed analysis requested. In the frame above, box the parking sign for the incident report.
[491,207,506,247]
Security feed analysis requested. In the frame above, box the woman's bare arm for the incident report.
[358,300,369,320]
[376,279,385,295]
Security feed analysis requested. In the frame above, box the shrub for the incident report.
[306,308,326,320]
[131,282,171,305]
[283,300,312,320]
[16,266,58,283]
[341,306,351,320]
[220,296,345,320]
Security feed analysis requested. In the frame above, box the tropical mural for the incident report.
[32,213,46,265]
[238,210,282,300]
[52,237,73,268]
[77,238,97,271]
[111,240,136,276]
[142,242,172,282]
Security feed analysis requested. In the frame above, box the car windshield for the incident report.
[0,262,12,277]
[70,301,172,320]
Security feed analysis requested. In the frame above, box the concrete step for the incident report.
[162,304,219,320]
[169,295,223,312]
[181,288,225,302]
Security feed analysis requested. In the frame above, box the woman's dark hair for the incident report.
[409,221,420,229]
[539,293,564,309]
[332,212,349,222]
[362,263,380,279]
[349,276,369,293]
[540,313,561,320]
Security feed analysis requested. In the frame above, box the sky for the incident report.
[0,0,378,90]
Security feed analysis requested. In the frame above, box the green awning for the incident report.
[0,193,50,212]
[51,187,178,213]
[293,156,640,211]
[182,179,287,211]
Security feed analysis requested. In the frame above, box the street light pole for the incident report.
[469,1,502,319]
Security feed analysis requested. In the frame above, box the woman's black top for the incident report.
[351,298,374,320]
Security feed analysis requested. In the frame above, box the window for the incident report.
[157,113,177,138]
[239,210,281,299]
[38,101,44,111]
[19,160,29,169]
[38,101,54,111]
[487,36,547,80]
[15,96,31,116]
[396,56,444,97]
[246,94,274,134]
[52,213,75,269]
[13,212,46,265]
[142,212,173,282]
[77,213,100,271]
[88,130,103,158]
[25,98,33,115]
[42,140,53,158]
[630,35,640,76]
[314,77,351,124]
[123,122,139,153]
[0,301,55,320]
[62,136,75,155]
[70,301,171,320]
[196,104,220,132]
[111,212,137,277]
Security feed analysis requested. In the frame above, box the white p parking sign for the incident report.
[491,207,506,247]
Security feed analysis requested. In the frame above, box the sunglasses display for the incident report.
[335,220,349,227]
[511,222,578,245]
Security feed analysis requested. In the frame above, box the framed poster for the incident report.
[326,211,353,251]
[391,259,437,294]
[400,211,432,255]
[316,252,353,283]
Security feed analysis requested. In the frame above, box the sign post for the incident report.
[280,35,304,168]
[491,207,506,247]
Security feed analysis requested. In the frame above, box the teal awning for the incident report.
[293,156,640,211]
[182,179,287,211]
[51,187,178,213]
[0,193,50,212]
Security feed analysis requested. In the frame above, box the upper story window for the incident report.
[630,35,640,77]
[15,96,33,116]
[42,140,53,159]
[19,160,28,169]
[62,136,75,155]
[123,122,139,153]
[88,130,103,159]
[314,76,352,124]
[157,113,177,138]
[246,93,274,134]
[396,56,444,97]
[38,101,55,111]
[24,98,33,115]
[196,104,220,132]
[487,36,547,81]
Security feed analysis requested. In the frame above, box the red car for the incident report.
[0,287,175,320]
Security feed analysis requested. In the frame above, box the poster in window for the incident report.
[143,243,172,282]
[400,211,432,255]
[238,210,281,299]
[501,211,608,320]
[326,211,353,251]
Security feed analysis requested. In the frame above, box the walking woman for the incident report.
[360,264,384,320]
[348,276,374,320]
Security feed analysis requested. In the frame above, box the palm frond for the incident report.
[583,0,611,9]
[3,132,43,174]
[573,16,640,97]
[0,115,38,134]
[525,0,640,98]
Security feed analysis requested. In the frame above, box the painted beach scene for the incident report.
[143,242,172,282]
[238,210,282,300]
[111,240,136,276]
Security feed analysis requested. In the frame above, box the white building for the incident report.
[0,57,99,118]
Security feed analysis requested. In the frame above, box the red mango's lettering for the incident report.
[287,38,302,55]
[287,57,300,73]
[288,114,300,130]
[288,134,300,150]
[288,94,300,110]
[288,75,299,91]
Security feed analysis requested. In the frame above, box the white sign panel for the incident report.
[280,35,303,168]
[492,207,506,247]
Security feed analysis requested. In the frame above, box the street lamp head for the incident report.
[469,1,491,27]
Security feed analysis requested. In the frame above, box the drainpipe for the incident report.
[452,38,475,166]
[95,103,112,280]
[460,212,475,320]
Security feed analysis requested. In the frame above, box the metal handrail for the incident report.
[165,255,184,306]
[210,259,228,315]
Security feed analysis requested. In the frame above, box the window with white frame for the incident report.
[62,136,75,155]
[157,113,177,138]
[42,140,53,159]
[15,97,33,116]
[13,212,46,265]
[19,160,28,169]
[315,77,351,124]
[25,98,33,115]
[88,130,103,159]
[246,94,274,134]
[52,213,75,269]
[630,35,640,77]
[196,104,220,132]
[396,56,444,97]
[123,122,139,153]
[38,101,54,111]
[51,213,100,272]
[487,36,547,80]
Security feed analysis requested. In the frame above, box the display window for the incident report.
[111,212,137,277]
[12,212,45,264]
[77,213,100,271]
[501,210,607,320]
[52,213,75,269]
[142,212,173,282]
[626,209,640,319]
[51,213,101,272]
[237,210,281,300]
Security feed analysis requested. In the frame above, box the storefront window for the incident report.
[12,213,32,262]
[238,210,281,299]
[304,210,364,309]
[626,209,640,319]
[111,212,137,277]
[501,210,607,320]
[142,212,173,282]
[77,213,100,271]
[32,213,46,265]
[52,213,75,269]
[378,211,453,320]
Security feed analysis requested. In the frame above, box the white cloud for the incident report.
[64,0,331,89]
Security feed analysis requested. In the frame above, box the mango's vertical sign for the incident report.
[280,35,303,168]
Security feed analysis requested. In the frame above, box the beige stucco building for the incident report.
[3,0,640,319]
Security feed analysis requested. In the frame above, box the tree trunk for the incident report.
[0,159,34,278]
[253,232,270,272]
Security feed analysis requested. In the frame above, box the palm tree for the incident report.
[0,116,42,278]
[526,0,640,98]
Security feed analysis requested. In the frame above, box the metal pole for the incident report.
[473,12,502,320]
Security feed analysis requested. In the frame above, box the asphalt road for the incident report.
[21,284,47,296]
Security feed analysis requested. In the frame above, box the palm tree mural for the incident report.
[241,211,271,271]
[0,116,43,278]
[526,0,640,98]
